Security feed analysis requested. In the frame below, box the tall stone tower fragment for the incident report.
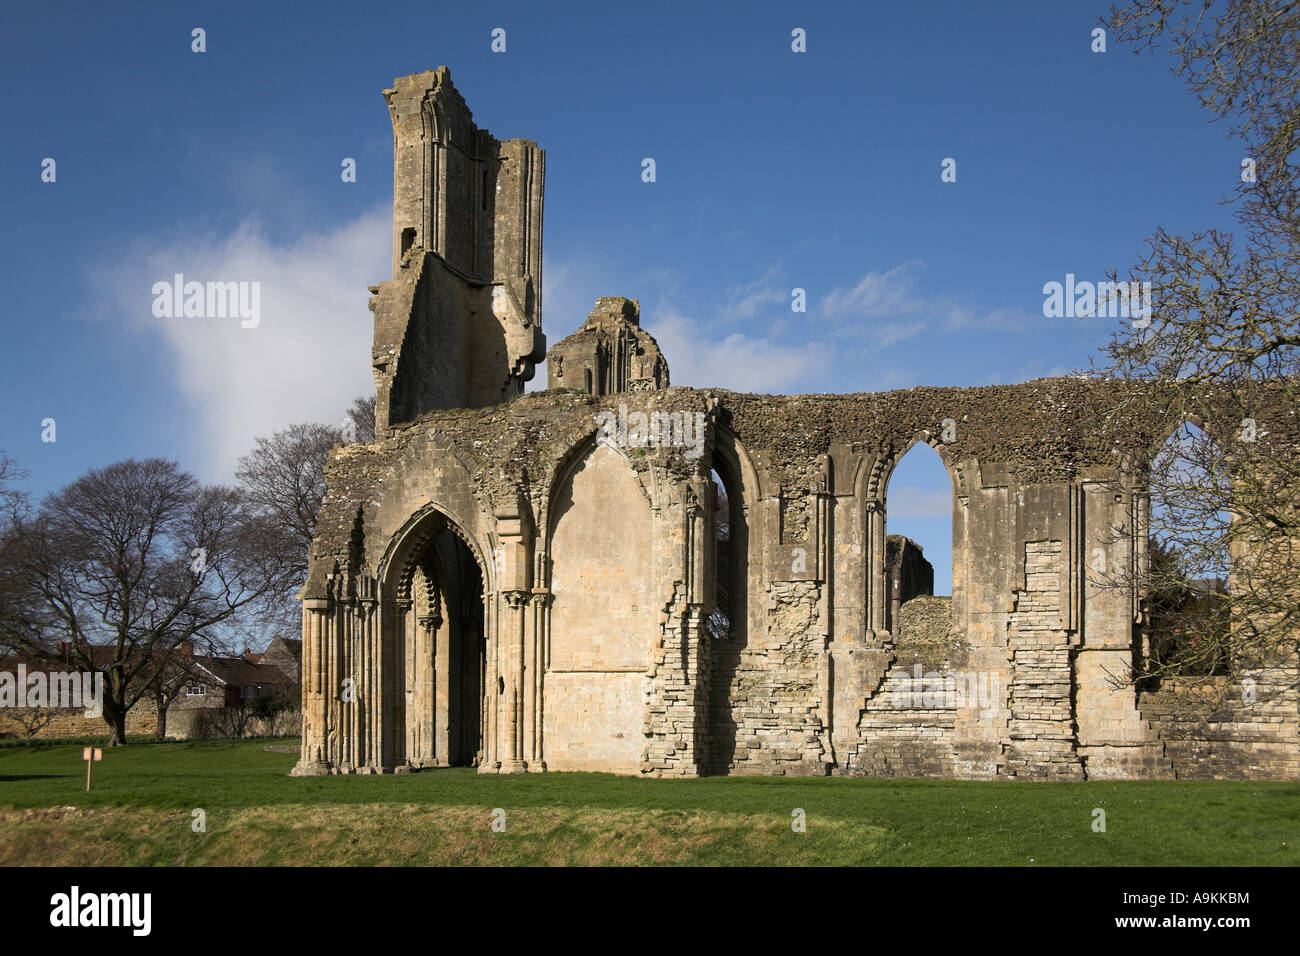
[370,67,545,432]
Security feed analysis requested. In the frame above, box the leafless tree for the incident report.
[0,459,281,745]
[10,706,68,738]
[347,394,377,443]
[234,395,376,633]
[0,452,25,522]
[1093,0,1300,702]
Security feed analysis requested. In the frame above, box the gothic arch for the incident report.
[537,426,656,574]
[704,424,757,774]
[865,430,963,505]
[379,499,494,599]
[376,503,491,771]
[860,430,967,633]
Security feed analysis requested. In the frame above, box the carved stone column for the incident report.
[416,610,441,767]
[357,598,376,772]
[291,597,333,776]
[391,596,412,772]
[499,589,529,772]
[340,600,353,771]
[866,499,887,636]
[479,589,497,772]
[528,589,552,771]
[326,593,342,769]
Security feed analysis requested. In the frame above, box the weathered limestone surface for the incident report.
[372,67,545,431]
[1002,541,1084,779]
[292,67,1299,781]
[547,297,668,395]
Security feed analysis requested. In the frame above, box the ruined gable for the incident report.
[547,297,669,395]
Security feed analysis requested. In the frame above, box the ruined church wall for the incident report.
[1140,673,1300,780]
[295,384,1299,780]
[376,255,475,422]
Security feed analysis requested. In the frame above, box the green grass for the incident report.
[0,738,1296,865]
[0,735,164,750]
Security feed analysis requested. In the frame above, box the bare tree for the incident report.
[0,452,26,522]
[235,395,376,632]
[1094,0,1300,701]
[347,394,377,443]
[142,648,219,738]
[0,459,280,745]
[10,706,68,738]
[0,451,32,653]
[236,422,337,635]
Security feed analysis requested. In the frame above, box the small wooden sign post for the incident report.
[83,747,102,791]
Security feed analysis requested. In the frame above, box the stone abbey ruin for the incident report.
[293,68,1299,780]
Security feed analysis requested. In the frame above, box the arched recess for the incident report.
[704,425,756,774]
[1137,418,1232,682]
[378,505,489,770]
[865,432,964,640]
[544,440,657,772]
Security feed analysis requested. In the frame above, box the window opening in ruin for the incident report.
[1141,422,1231,681]
[709,468,732,639]
[883,443,953,658]
[401,227,416,256]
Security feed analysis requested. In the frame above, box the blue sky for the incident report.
[0,0,1238,588]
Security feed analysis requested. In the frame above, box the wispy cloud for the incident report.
[646,305,830,393]
[89,206,390,479]
[715,264,789,323]
[818,261,1036,349]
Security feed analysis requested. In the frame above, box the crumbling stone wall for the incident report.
[885,535,935,635]
[720,582,829,775]
[1001,541,1084,779]
[294,381,1299,781]
[1140,671,1300,779]
[896,596,963,670]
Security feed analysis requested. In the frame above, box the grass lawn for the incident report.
[0,738,1295,866]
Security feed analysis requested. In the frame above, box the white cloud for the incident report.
[92,206,390,480]
[819,261,1035,348]
[647,306,830,393]
[821,262,926,320]
[716,265,788,323]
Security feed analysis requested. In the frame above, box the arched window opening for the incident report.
[883,442,955,668]
[709,468,732,639]
[705,451,749,775]
[1141,422,1232,680]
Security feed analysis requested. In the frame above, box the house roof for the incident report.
[3,644,298,690]
[191,655,297,689]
